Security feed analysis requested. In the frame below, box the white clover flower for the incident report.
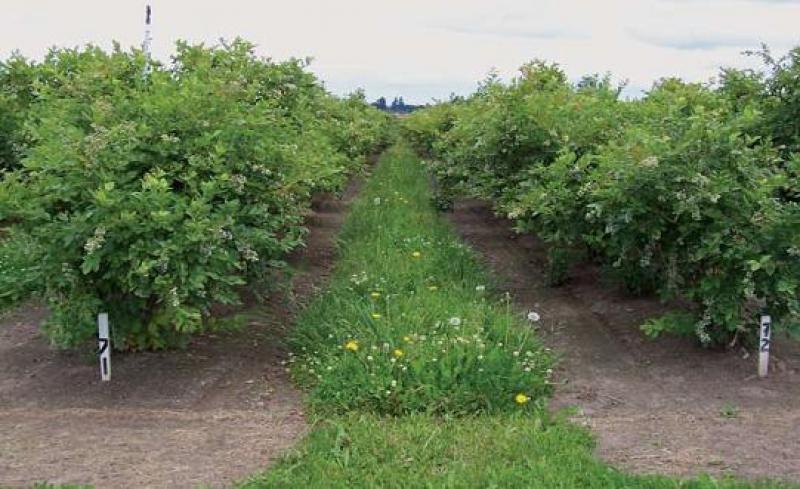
[390,380,397,387]
[373,197,382,205]
[475,285,486,292]
[367,355,374,361]
[448,317,462,326]
[477,355,484,361]
[640,156,659,168]
[513,351,520,357]
[527,311,541,322]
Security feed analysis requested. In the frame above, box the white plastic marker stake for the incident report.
[758,313,771,378]
[142,5,153,76]
[98,313,111,381]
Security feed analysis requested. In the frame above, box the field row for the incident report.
[404,56,800,347]
[0,40,390,349]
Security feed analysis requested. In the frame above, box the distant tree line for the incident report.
[372,96,424,114]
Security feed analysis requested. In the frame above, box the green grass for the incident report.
[239,144,797,489]
[239,414,791,489]
[287,144,551,415]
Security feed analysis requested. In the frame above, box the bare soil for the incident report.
[448,199,800,482]
[0,178,362,489]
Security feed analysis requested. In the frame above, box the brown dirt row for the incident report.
[447,198,800,482]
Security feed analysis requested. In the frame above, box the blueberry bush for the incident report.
[404,55,799,347]
[0,40,390,350]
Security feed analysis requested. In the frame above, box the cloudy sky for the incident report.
[2,0,799,103]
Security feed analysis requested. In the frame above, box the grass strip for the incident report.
[286,143,551,415]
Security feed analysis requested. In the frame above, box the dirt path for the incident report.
[448,199,800,482]
[0,178,363,489]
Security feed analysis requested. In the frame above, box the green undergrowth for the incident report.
[287,144,552,415]
[240,145,796,488]
[240,414,792,489]
[0,229,41,310]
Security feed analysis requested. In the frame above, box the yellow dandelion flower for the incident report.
[514,393,530,405]
[393,349,404,358]
[370,291,381,299]
[411,251,421,258]
[345,340,359,352]
[403,336,412,343]
[371,313,382,320]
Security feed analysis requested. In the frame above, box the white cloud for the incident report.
[1,0,798,103]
